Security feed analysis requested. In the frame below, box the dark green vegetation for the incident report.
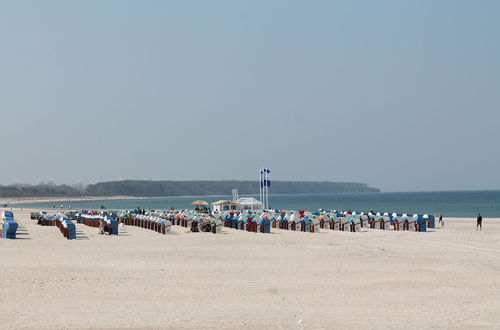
[0,180,379,198]
[0,183,82,198]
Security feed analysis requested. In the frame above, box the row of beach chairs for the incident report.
[222,216,271,233]
[76,214,119,235]
[121,214,171,235]
[55,214,76,239]
[272,212,431,233]
[35,212,76,239]
[163,212,223,234]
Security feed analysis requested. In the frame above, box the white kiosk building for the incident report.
[237,198,263,213]
[211,200,240,213]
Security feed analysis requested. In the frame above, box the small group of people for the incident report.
[99,218,112,235]
[422,213,484,231]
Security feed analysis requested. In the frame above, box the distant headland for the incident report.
[0,180,380,198]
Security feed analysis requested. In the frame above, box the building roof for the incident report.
[212,200,230,205]
[237,197,262,205]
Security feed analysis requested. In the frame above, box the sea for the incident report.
[11,190,500,218]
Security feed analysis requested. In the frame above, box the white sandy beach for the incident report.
[1,208,499,329]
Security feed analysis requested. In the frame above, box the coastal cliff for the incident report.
[86,180,380,197]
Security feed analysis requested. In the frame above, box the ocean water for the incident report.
[12,190,500,218]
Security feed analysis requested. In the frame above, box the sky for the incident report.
[0,0,499,192]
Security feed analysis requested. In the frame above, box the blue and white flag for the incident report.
[264,168,271,187]
[260,169,264,188]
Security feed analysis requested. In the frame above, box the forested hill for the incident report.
[0,180,380,198]
[85,180,379,197]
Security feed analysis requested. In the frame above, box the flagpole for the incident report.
[265,168,268,210]
[264,168,267,210]
[266,183,269,211]
[266,169,269,211]
[259,168,262,207]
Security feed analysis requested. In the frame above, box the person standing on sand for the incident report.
[99,219,105,235]
[439,214,444,226]
[476,213,482,231]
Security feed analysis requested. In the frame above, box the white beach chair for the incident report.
[383,216,391,230]
[361,215,369,228]
[407,218,416,231]
[352,218,361,232]
[333,217,341,230]
[341,217,351,232]
[397,217,407,231]
[164,219,172,233]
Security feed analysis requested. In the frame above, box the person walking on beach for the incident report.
[476,213,482,231]
[99,219,105,235]
[439,214,444,226]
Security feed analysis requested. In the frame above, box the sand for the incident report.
[1,209,499,329]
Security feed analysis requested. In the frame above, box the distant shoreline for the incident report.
[1,196,141,205]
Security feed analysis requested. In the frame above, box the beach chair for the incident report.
[160,219,170,233]
[417,216,427,232]
[271,216,277,229]
[407,218,415,231]
[252,219,259,233]
[361,215,369,228]
[148,216,155,230]
[258,219,270,233]
[281,215,291,231]
[190,219,199,232]
[328,217,335,230]
[302,216,312,232]
[322,217,331,230]
[65,220,76,239]
[382,216,391,230]
[396,217,407,231]
[332,217,341,230]
[293,218,301,231]
[1,219,18,239]
[107,217,119,235]
[236,217,244,230]
[341,217,351,232]
[373,216,384,229]
[368,215,375,228]
[215,218,223,234]
[351,218,361,232]
[424,214,435,229]
[311,218,320,233]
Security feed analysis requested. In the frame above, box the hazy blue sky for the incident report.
[0,0,499,191]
